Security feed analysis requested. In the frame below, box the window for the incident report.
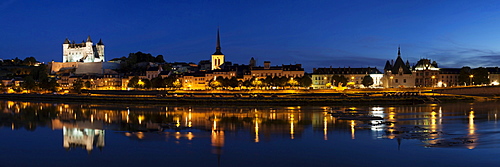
[395,79,399,83]
[403,79,406,83]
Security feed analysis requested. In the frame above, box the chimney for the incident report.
[264,61,271,69]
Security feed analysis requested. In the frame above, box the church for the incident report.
[63,36,105,62]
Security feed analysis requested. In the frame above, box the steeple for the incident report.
[213,28,223,55]
[86,35,92,43]
[63,38,71,44]
[397,45,401,56]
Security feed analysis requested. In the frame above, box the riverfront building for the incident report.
[311,67,383,89]
[382,47,415,88]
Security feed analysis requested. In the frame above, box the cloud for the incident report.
[423,47,500,68]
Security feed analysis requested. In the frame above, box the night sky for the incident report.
[2,0,500,72]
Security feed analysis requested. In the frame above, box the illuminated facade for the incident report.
[311,67,383,89]
[249,62,305,80]
[211,29,225,70]
[382,47,415,88]
[63,36,105,62]
[414,58,440,87]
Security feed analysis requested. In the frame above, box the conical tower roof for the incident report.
[86,35,92,42]
[97,38,104,45]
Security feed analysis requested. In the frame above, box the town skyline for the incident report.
[2,1,500,71]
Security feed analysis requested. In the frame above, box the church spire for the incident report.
[397,45,401,56]
[213,28,223,55]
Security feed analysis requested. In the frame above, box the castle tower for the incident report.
[95,39,105,62]
[211,28,225,70]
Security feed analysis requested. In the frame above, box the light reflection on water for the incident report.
[2,101,500,166]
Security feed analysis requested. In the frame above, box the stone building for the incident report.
[382,47,415,88]
[311,67,383,89]
[63,36,105,62]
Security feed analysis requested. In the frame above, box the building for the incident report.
[438,68,461,87]
[249,61,304,79]
[211,29,224,70]
[485,67,500,85]
[382,47,415,88]
[311,67,383,89]
[413,59,440,87]
[63,36,105,62]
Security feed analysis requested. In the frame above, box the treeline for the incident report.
[112,52,168,74]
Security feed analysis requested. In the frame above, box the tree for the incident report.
[155,55,166,63]
[228,77,239,88]
[172,79,182,88]
[298,76,312,87]
[362,75,374,87]
[472,67,490,85]
[22,76,37,91]
[22,57,38,66]
[243,80,252,88]
[273,76,287,88]
[209,79,222,88]
[29,64,48,81]
[251,77,263,88]
[332,75,348,86]
[84,81,91,89]
[458,67,472,86]
[164,75,178,88]
[264,76,273,87]
[45,79,58,92]
[73,78,84,94]
[287,77,299,87]
[127,76,140,88]
[142,79,152,89]
[151,76,165,88]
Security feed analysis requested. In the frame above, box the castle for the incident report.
[63,36,105,62]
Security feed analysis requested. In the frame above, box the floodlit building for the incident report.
[63,36,105,63]
[249,62,304,80]
[413,58,440,87]
[211,29,224,70]
[311,67,383,89]
[382,47,415,88]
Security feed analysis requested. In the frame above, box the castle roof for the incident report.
[86,35,92,43]
[97,39,104,45]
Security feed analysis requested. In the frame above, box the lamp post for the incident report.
[389,76,393,88]
[431,75,436,88]
[469,75,474,86]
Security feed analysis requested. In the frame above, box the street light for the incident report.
[431,75,436,87]
[469,75,474,86]
[389,76,393,88]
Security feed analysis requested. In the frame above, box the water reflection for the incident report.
[2,101,500,152]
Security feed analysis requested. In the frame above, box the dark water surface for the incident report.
[1,101,500,167]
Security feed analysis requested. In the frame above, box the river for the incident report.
[1,100,500,166]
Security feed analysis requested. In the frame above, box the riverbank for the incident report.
[0,93,475,106]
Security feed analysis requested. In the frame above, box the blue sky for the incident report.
[1,0,500,72]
